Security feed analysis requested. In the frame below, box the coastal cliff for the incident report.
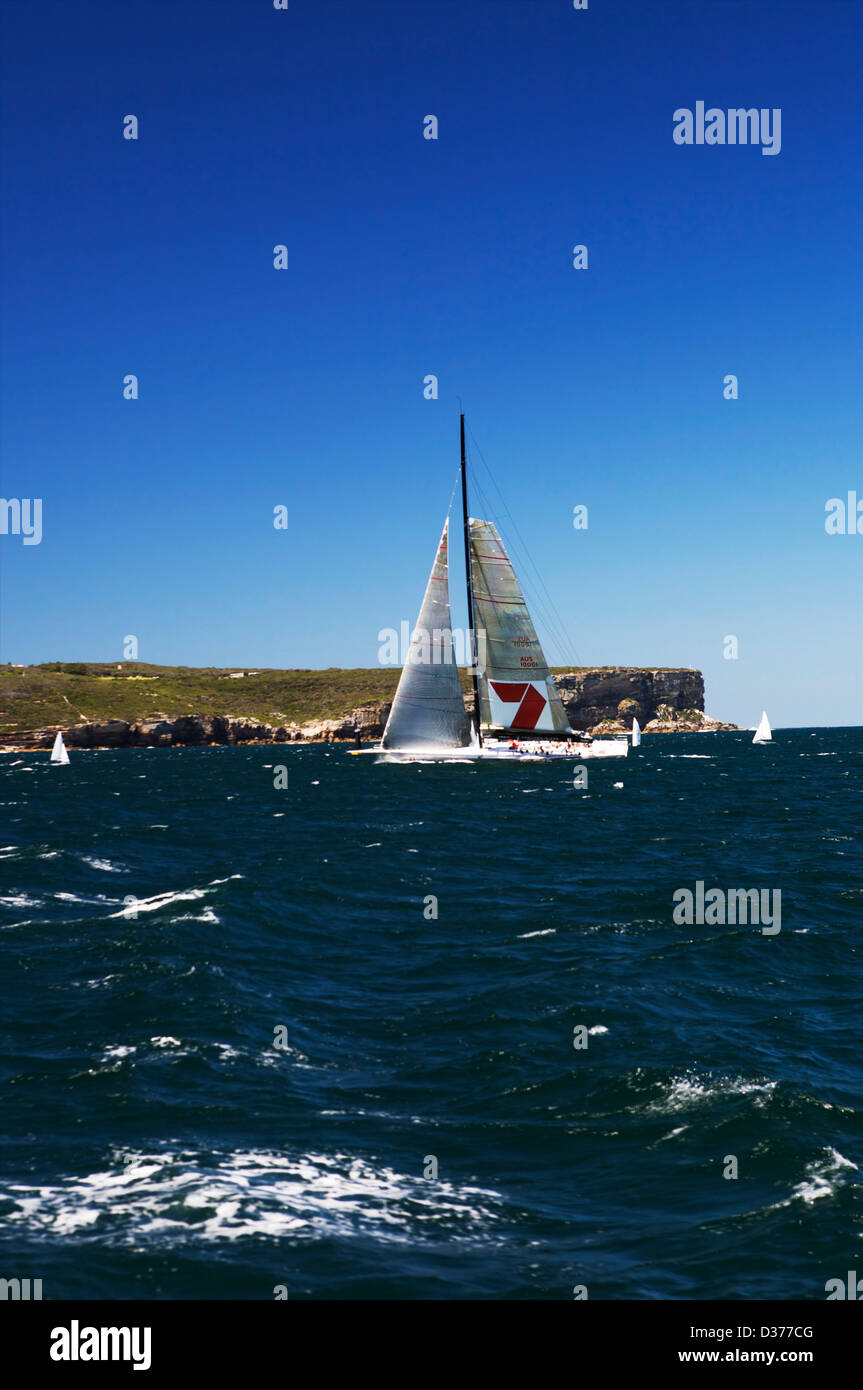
[0,663,737,748]
[553,666,709,732]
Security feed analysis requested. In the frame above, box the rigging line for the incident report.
[465,423,573,641]
[445,465,461,522]
[465,424,583,667]
[466,464,576,667]
[466,456,572,661]
[466,465,578,669]
[467,472,565,645]
[466,459,581,672]
[466,425,578,659]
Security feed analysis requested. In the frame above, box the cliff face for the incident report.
[1,667,734,748]
[3,709,392,750]
[553,667,706,732]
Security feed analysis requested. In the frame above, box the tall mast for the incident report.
[460,413,482,745]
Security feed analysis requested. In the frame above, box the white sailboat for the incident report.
[631,717,641,747]
[50,731,70,764]
[364,416,628,762]
[752,710,772,744]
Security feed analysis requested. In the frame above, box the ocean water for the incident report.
[1,728,861,1301]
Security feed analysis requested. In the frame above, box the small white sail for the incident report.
[50,731,70,764]
[752,710,771,744]
[631,717,641,747]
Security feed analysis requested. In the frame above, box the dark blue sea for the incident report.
[1,729,861,1300]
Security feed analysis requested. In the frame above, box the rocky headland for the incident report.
[0,666,737,749]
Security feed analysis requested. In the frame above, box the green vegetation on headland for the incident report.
[0,661,718,745]
[0,663,409,736]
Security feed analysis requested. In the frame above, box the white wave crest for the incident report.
[0,1148,504,1247]
[644,1072,777,1115]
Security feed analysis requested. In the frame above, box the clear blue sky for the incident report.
[1,0,860,727]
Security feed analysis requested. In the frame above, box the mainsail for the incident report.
[381,519,471,749]
[632,717,641,746]
[468,518,570,735]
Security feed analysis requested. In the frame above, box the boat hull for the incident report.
[352,739,628,761]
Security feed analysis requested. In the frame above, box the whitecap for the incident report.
[0,1148,505,1247]
[82,856,128,874]
[771,1148,858,1210]
[108,885,216,917]
[654,1126,689,1145]
[645,1073,777,1115]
